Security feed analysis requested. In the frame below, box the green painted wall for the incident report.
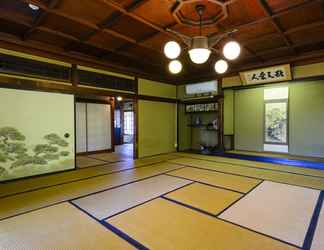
[224,89,234,135]
[289,81,324,157]
[138,100,177,158]
[234,87,264,151]
[138,78,177,99]
[231,81,324,157]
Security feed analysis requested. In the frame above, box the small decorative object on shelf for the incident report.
[185,103,218,113]
[195,116,202,126]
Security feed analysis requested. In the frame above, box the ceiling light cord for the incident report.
[199,11,202,36]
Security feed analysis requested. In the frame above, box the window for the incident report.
[124,111,134,135]
[264,87,289,153]
[114,109,121,128]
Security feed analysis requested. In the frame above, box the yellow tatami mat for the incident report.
[0,162,183,220]
[107,198,297,250]
[169,157,324,190]
[310,200,324,250]
[76,156,107,168]
[173,153,324,178]
[164,182,242,215]
[72,175,192,219]
[0,203,133,250]
[167,167,261,193]
[89,153,127,163]
[220,181,319,247]
[0,155,180,198]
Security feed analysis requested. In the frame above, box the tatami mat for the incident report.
[0,162,183,220]
[0,154,180,198]
[0,203,133,250]
[169,157,324,190]
[89,153,127,163]
[108,198,297,250]
[72,175,192,219]
[168,167,261,193]
[220,181,319,247]
[173,153,324,178]
[164,182,242,215]
[76,156,107,168]
[311,198,324,250]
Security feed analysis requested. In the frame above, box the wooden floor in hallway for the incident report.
[0,152,323,250]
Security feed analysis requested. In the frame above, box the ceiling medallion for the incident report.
[164,1,241,75]
[171,0,235,27]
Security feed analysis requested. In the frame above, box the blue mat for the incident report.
[210,152,324,171]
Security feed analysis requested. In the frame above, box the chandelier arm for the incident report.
[208,29,238,48]
[210,47,220,54]
[166,28,192,47]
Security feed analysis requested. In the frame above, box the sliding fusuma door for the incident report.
[76,102,112,154]
[0,88,75,182]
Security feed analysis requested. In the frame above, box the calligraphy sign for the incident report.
[239,64,292,85]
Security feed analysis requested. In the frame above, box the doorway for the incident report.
[114,99,135,159]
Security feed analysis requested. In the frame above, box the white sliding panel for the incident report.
[76,102,87,153]
[87,103,111,152]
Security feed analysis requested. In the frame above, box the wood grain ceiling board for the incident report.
[58,0,115,25]
[234,21,277,42]
[277,2,322,30]
[42,13,96,40]
[110,15,158,41]
[29,29,72,47]
[0,19,29,37]
[88,30,130,51]
[267,0,308,13]
[220,0,267,27]
[288,24,324,44]
[247,34,287,52]
[132,0,176,27]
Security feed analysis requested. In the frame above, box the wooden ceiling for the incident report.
[0,0,324,84]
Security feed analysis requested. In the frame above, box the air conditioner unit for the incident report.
[185,81,218,97]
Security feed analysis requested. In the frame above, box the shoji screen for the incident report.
[87,103,111,152]
[76,102,112,153]
[0,88,75,182]
[76,103,87,153]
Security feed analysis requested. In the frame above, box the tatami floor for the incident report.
[0,152,323,250]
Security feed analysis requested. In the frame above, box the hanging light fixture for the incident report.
[188,5,211,64]
[163,4,241,74]
[168,60,183,74]
[223,41,241,60]
[164,41,181,59]
[214,59,228,74]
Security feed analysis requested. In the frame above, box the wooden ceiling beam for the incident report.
[18,0,164,56]
[23,0,61,40]
[0,11,164,71]
[284,20,324,35]
[79,0,150,43]
[98,0,174,37]
[258,0,296,55]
